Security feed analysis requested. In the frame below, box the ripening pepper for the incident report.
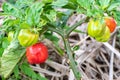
[87,18,111,42]
[105,17,116,33]
[87,18,106,38]
[26,42,48,64]
[18,29,39,47]
[95,25,110,42]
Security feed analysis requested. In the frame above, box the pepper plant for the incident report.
[0,0,120,80]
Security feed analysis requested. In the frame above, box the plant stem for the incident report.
[66,17,86,36]
[47,23,81,80]
[47,23,64,37]
[63,38,81,80]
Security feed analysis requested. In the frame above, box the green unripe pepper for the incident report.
[95,25,110,42]
[87,18,111,42]
[87,19,106,38]
[18,29,39,47]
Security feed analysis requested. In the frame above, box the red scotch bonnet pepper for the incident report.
[26,42,48,64]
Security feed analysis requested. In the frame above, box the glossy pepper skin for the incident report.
[26,42,48,64]
[105,17,116,33]
[95,26,110,42]
[87,19,106,37]
[18,29,39,47]
[87,18,110,42]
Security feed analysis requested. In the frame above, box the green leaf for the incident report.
[89,7,103,17]
[77,0,93,9]
[113,10,120,26]
[77,0,104,17]
[0,48,4,57]
[62,0,78,9]
[15,0,35,9]
[13,65,19,79]
[76,6,86,14]
[7,0,16,4]
[72,45,80,51]
[42,0,53,3]
[62,1,77,9]
[45,10,57,22]
[2,37,9,49]
[45,32,64,56]
[77,0,101,17]
[52,0,68,7]
[108,3,120,11]
[73,29,85,33]
[26,2,44,26]
[2,2,22,18]
[0,40,26,78]
[98,0,110,10]
[54,42,64,56]
[38,18,48,28]
[20,63,47,80]
[57,10,73,28]
[45,32,59,42]
[2,19,20,31]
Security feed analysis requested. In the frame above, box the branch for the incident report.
[47,23,64,37]
[63,38,81,80]
[66,17,86,36]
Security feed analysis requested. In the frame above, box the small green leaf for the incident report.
[57,10,73,28]
[2,2,22,18]
[98,0,110,10]
[113,10,120,26]
[38,18,47,28]
[20,22,30,29]
[26,2,44,26]
[15,0,34,9]
[7,0,16,4]
[45,10,57,22]
[2,19,20,30]
[77,0,101,17]
[2,37,9,49]
[72,45,80,51]
[52,0,68,7]
[73,29,85,33]
[42,0,53,3]
[76,6,86,14]
[77,0,94,9]
[20,63,47,80]
[45,32,64,56]
[45,32,59,42]
[0,48,4,57]
[62,0,77,9]
[54,42,64,56]
[108,3,120,11]
[13,65,19,79]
